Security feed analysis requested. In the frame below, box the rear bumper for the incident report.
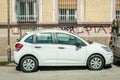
[13,51,21,65]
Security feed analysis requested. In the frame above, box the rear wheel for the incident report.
[20,56,38,72]
[87,55,104,70]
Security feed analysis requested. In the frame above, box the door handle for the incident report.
[58,47,65,49]
[35,46,41,48]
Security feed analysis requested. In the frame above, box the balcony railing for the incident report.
[16,15,37,22]
[59,15,77,23]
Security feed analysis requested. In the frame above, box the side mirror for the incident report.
[88,40,93,44]
[74,42,81,48]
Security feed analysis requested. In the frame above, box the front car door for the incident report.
[56,33,87,65]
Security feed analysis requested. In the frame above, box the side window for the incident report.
[56,33,76,45]
[56,33,86,46]
[76,38,86,46]
[24,35,33,43]
[36,33,53,44]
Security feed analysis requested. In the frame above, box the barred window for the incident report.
[58,0,77,23]
[116,0,120,19]
[16,0,38,22]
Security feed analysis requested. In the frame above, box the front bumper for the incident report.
[105,52,113,65]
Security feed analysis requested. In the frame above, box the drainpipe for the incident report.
[7,0,11,63]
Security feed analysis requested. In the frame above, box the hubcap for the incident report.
[90,57,102,69]
[23,59,35,71]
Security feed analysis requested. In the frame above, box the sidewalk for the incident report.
[0,56,16,67]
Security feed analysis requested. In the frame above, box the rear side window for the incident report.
[36,33,53,44]
[24,36,33,43]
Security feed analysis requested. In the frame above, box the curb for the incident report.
[0,63,17,67]
[7,63,17,67]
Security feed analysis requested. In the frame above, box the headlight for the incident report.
[101,46,112,52]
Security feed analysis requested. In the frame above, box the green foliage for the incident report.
[0,61,8,66]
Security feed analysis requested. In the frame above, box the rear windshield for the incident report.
[17,33,27,42]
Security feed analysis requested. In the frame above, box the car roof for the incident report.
[26,30,70,35]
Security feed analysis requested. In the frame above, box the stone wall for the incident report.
[0,37,18,56]
[0,26,111,56]
[0,36,110,56]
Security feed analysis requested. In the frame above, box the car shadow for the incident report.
[16,66,21,71]
[16,66,88,72]
[38,66,87,71]
[16,65,113,72]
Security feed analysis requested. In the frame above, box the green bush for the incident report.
[0,61,8,66]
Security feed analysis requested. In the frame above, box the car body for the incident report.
[14,30,113,72]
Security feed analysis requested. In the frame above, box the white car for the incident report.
[14,30,113,72]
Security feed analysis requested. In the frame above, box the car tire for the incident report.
[20,56,38,72]
[87,54,104,70]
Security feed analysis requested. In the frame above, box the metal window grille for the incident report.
[16,0,37,22]
[116,0,120,19]
[58,0,77,23]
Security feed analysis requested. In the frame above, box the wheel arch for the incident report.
[19,54,39,66]
[87,53,106,67]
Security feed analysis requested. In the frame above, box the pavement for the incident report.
[0,65,120,80]
[7,62,16,67]
[0,56,120,80]
[0,56,16,67]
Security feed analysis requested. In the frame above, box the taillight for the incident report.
[15,43,23,51]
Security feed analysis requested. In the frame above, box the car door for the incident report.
[32,33,57,64]
[56,33,87,64]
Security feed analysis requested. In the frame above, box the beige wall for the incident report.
[0,0,13,23]
[0,26,111,56]
[0,0,112,23]
[83,0,111,22]
[0,0,7,23]
[42,0,54,23]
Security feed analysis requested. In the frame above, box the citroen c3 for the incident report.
[14,30,113,72]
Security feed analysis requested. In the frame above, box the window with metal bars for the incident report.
[116,0,120,19]
[16,0,37,22]
[58,0,77,23]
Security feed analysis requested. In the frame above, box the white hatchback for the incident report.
[14,30,113,72]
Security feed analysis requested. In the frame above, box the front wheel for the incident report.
[20,56,38,72]
[87,55,104,70]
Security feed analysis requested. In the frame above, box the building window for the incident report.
[116,0,120,19]
[16,0,38,22]
[58,0,77,23]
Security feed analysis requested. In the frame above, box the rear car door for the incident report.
[32,33,57,64]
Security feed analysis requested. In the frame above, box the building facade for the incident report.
[0,0,118,55]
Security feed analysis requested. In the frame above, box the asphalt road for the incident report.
[0,64,120,80]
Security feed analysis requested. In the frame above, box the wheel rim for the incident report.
[90,57,102,69]
[23,59,35,71]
